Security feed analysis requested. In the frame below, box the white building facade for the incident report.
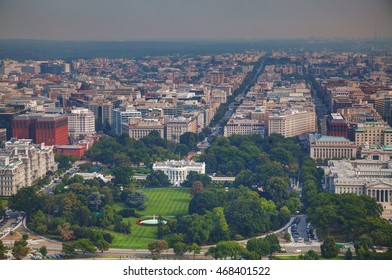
[68,108,95,138]
[323,159,392,211]
[0,139,58,196]
[152,160,205,186]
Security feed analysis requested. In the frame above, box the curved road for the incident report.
[7,214,320,259]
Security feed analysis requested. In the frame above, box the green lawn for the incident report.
[142,187,190,216]
[108,187,191,249]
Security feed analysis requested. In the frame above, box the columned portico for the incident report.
[153,160,206,186]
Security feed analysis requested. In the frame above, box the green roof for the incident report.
[355,128,366,132]
[317,136,350,142]
[384,129,392,132]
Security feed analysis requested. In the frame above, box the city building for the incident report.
[88,101,113,125]
[268,110,316,138]
[354,122,392,147]
[309,135,357,160]
[12,112,68,146]
[0,107,29,140]
[54,145,87,159]
[210,71,225,86]
[166,116,197,142]
[0,139,58,196]
[122,117,165,140]
[326,113,349,138]
[0,129,6,146]
[68,108,95,138]
[112,106,142,135]
[152,160,205,186]
[224,117,265,137]
[323,159,392,210]
[360,145,392,162]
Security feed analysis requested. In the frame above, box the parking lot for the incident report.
[289,216,318,244]
[0,210,24,238]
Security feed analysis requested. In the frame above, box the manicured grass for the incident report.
[108,187,191,249]
[142,187,191,216]
[107,217,158,249]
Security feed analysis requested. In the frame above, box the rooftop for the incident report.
[317,136,351,142]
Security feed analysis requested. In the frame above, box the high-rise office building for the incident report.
[12,113,68,145]
[68,108,95,138]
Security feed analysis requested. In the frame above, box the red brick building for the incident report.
[326,113,349,139]
[54,145,87,159]
[12,113,68,146]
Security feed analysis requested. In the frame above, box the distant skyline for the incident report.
[0,0,391,41]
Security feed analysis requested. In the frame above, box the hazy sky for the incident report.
[0,0,391,40]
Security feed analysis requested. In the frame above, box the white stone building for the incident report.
[165,117,197,143]
[122,117,165,140]
[309,135,357,160]
[152,160,205,186]
[0,139,58,196]
[224,117,265,137]
[68,108,95,138]
[268,109,316,138]
[323,159,392,210]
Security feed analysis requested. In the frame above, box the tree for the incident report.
[114,217,132,234]
[145,170,171,188]
[299,250,319,260]
[39,246,48,257]
[265,234,281,253]
[188,243,201,260]
[206,241,245,260]
[9,187,38,213]
[79,162,93,172]
[62,242,76,256]
[57,223,74,241]
[205,246,224,260]
[95,239,110,253]
[112,164,134,186]
[321,236,338,259]
[179,132,198,151]
[173,242,188,259]
[30,210,48,234]
[345,248,353,260]
[284,232,291,242]
[0,240,7,259]
[188,189,226,215]
[263,177,290,206]
[12,240,29,260]
[148,240,169,259]
[182,171,212,189]
[126,191,148,210]
[0,199,6,219]
[55,154,77,170]
[190,181,204,197]
[224,195,266,238]
[22,233,28,241]
[74,239,97,255]
[88,192,104,211]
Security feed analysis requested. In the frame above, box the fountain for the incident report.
[138,215,167,226]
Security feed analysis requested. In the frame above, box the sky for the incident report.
[0,0,391,41]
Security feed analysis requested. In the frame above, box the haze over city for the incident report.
[0,0,391,41]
